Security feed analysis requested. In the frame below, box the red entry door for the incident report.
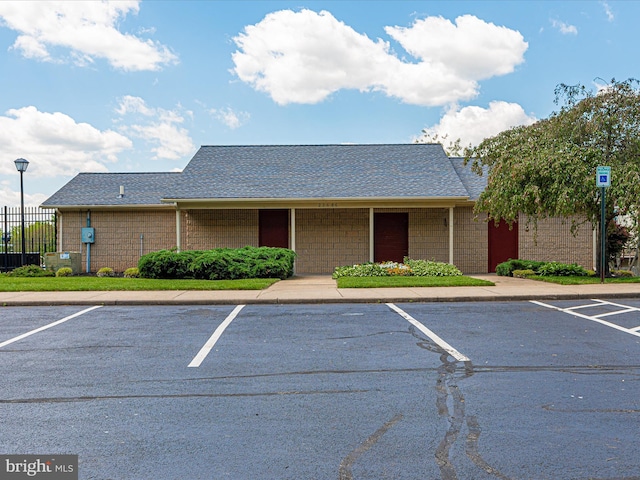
[374,213,409,263]
[259,210,289,248]
[488,219,518,272]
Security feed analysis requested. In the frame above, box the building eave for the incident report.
[161,196,472,209]
[41,203,173,211]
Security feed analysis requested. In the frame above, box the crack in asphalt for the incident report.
[412,325,512,480]
[435,354,473,480]
[414,329,638,480]
[327,330,407,340]
[0,389,368,404]
[0,345,134,352]
[338,413,404,480]
[465,415,512,480]
[541,405,640,414]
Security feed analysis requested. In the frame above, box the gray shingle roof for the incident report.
[41,172,180,207]
[42,144,488,207]
[449,157,488,201]
[168,144,469,199]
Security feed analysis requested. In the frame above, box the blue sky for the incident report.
[0,0,636,206]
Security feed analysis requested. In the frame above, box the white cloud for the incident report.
[601,1,615,21]
[0,0,177,71]
[550,19,578,35]
[385,15,527,80]
[418,101,537,148]
[232,9,527,107]
[115,96,195,160]
[210,107,250,129]
[0,181,47,208]
[0,106,132,178]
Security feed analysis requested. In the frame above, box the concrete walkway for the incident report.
[2,274,640,305]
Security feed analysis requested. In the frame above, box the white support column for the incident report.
[290,208,296,252]
[175,206,182,252]
[369,208,374,262]
[449,207,454,265]
[593,228,597,271]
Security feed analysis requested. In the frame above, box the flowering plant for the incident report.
[332,258,462,278]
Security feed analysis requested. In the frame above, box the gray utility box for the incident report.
[44,252,82,274]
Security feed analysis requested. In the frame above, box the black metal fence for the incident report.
[1,206,57,271]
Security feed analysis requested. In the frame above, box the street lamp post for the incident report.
[14,158,29,267]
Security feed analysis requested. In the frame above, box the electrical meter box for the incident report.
[81,227,95,243]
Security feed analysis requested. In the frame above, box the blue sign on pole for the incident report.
[596,166,611,187]
[596,166,611,283]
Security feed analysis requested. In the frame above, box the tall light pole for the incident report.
[14,158,29,266]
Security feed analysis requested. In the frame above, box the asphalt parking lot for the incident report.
[1,301,639,480]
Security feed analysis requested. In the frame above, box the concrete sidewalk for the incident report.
[2,274,640,305]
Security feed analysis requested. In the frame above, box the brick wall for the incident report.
[59,210,176,272]
[519,215,594,269]
[453,207,488,273]
[296,209,369,273]
[407,208,449,263]
[57,207,593,276]
[184,209,258,250]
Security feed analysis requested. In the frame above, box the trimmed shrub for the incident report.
[496,259,547,277]
[612,269,634,277]
[96,267,114,277]
[138,249,203,279]
[55,267,73,277]
[512,269,535,278]
[536,262,589,277]
[497,259,589,277]
[7,265,54,277]
[124,267,139,278]
[138,246,296,280]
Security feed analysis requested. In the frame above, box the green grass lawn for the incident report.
[336,276,494,288]
[526,275,640,285]
[0,276,279,292]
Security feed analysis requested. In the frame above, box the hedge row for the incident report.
[138,247,296,280]
[496,259,590,277]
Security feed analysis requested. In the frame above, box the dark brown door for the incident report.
[374,213,408,263]
[488,219,518,272]
[259,210,289,248]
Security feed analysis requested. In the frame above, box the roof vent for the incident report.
[118,185,125,198]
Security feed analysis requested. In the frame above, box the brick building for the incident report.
[42,144,594,274]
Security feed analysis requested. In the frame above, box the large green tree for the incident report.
[465,78,640,271]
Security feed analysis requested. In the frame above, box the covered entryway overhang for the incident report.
[162,196,472,273]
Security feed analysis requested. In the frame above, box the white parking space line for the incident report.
[188,305,245,368]
[386,303,470,362]
[594,307,637,318]
[565,302,604,311]
[0,305,103,349]
[531,300,640,339]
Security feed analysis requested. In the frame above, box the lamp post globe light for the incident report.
[14,158,29,266]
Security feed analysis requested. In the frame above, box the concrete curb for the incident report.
[3,291,640,307]
[2,275,640,306]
